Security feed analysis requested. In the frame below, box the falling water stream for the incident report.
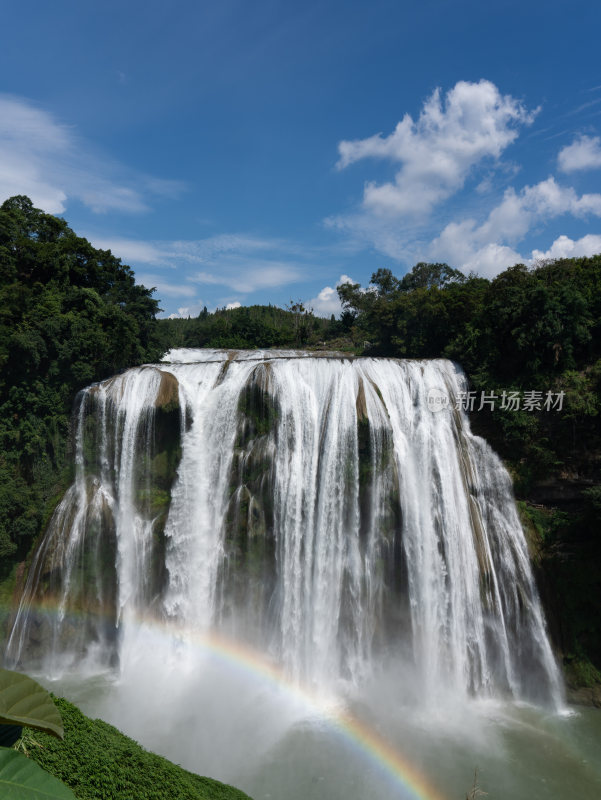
[5,350,600,799]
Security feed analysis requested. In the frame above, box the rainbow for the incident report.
[185,628,449,800]
[3,603,448,800]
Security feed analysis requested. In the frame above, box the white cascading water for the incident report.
[5,349,564,711]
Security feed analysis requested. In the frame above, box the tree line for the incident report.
[337,259,601,490]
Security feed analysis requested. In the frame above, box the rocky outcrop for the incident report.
[155,370,179,411]
[567,685,601,708]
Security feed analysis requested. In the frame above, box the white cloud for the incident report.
[330,81,601,281]
[89,234,282,268]
[85,232,336,311]
[428,219,524,277]
[134,273,197,298]
[226,301,242,310]
[0,94,184,214]
[173,307,192,319]
[456,233,601,278]
[531,233,601,262]
[336,80,536,218]
[429,177,601,276]
[476,177,601,243]
[558,135,601,173]
[189,261,304,293]
[92,239,170,265]
[87,233,308,295]
[308,275,354,317]
[463,244,525,278]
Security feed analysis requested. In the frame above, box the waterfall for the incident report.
[5,349,564,708]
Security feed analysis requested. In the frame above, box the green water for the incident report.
[238,703,601,800]
[46,666,601,800]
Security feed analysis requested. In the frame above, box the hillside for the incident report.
[17,697,253,800]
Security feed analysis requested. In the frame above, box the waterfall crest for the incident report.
[6,349,563,707]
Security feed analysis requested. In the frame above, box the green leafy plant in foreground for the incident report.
[0,748,75,800]
[0,668,64,738]
[0,667,76,799]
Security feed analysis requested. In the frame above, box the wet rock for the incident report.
[155,370,179,411]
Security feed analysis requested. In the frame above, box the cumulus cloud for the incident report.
[330,81,601,280]
[308,275,354,317]
[558,135,601,173]
[336,80,536,218]
[476,177,601,242]
[0,94,183,214]
[428,230,601,280]
[531,233,601,262]
[168,307,193,319]
[226,301,242,310]
[463,244,525,278]
[429,177,601,277]
[428,219,523,277]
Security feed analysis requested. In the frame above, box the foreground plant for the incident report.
[0,667,75,799]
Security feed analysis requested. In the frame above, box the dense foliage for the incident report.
[0,196,161,564]
[157,301,351,351]
[18,697,252,800]
[338,259,601,487]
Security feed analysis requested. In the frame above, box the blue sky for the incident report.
[1,0,600,317]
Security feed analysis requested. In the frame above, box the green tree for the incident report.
[0,196,161,561]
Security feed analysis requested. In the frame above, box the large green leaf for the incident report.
[0,670,63,739]
[0,748,75,799]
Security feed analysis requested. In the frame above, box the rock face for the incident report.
[155,370,179,411]
[220,367,278,625]
[567,685,601,708]
[529,477,596,507]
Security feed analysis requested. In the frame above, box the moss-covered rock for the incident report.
[218,369,278,620]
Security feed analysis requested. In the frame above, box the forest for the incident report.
[1,196,600,698]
